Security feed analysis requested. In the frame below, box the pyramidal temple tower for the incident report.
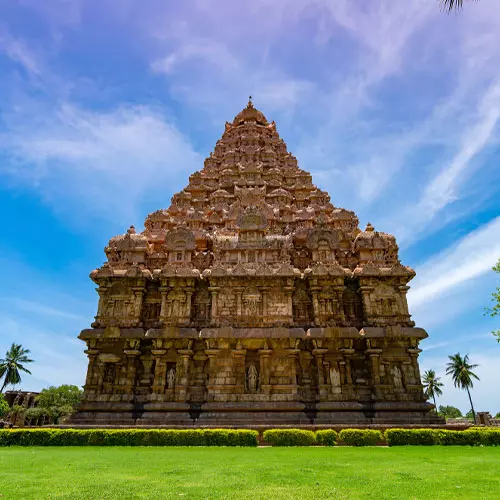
[74,100,441,425]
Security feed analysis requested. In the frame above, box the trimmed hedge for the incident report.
[386,428,500,446]
[316,429,338,446]
[263,429,316,446]
[338,429,382,446]
[2,427,499,447]
[0,429,258,447]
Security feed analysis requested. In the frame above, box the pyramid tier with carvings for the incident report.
[99,100,412,288]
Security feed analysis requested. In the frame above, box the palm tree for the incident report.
[442,0,464,10]
[422,369,444,412]
[0,343,34,393]
[442,0,477,11]
[446,353,479,422]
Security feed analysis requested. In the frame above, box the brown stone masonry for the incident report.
[71,100,442,426]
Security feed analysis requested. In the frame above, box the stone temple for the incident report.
[73,100,440,426]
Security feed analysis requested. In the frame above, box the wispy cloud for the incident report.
[1,298,86,321]
[409,216,500,309]
[392,81,500,244]
[0,35,41,76]
[1,103,201,225]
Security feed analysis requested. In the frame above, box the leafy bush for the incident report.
[263,429,316,446]
[338,429,382,446]
[315,430,337,446]
[0,394,9,418]
[386,428,500,446]
[36,385,83,424]
[438,405,463,418]
[0,428,258,447]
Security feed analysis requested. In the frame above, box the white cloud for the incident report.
[1,298,86,321]
[1,103,201,225]
[0,36,41,76]
[393,81,500,244]
[409,216,500,309]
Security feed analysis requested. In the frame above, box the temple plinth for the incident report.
[72,101,441,426]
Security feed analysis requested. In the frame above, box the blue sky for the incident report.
[1,0,499,415]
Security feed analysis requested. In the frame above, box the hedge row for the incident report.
[385,428,500,446]
[1,427,499,446]
[0,429,258,447]
[262,429,383,446]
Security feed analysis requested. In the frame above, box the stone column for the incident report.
[231,348,247,394]
[184,287,194,323]
[205,348,220,396]
[359,285,375,319]
[287,348,300,395]
[84,348,99,392]
[177,349,193,402]
[209,287,219,323]
[333,285,346,322]
[407,347,422,386]
[284,284,294,322]
[398,285,411,316]
[123,347,141,397]
[312,348,328,385]
[95,286,109,324]
[159,286,170,322]
[131,286,144,324]
[366,348,383,386]
[151,348,167,395]
[340,347,355,387]
[259,348,273,393]
[261,288,268,318]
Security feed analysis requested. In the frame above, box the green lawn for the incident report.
[0,447,498,499]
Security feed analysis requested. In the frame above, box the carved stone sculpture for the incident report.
[166,368,176,390]
[393,365,403,390]
[72,100,442,426]
[247,364,259,394]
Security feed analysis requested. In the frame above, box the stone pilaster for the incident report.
[84,348,99,392]
[159,286,170,323]
[151,349,167,394]
[366,348,383,386]
[176,349,193,401]
[259,348,273,393]
[287,348,300,395]
[123,347,141,396]
[232,348,247,393]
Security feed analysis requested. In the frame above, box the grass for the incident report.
[0,447,499,499]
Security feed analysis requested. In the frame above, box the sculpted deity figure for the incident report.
[167,367,176,389]
[247,364,259,393]
[393,365,403,389]
[330,367,341,394]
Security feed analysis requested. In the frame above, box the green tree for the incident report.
[0,394,9,417]
[0,343,34,393]
[495,412,500,419]
[438,405,463,418]
[446,353,480,422]
[36,385,82,424]
[486,259,500,343]
[8,404,26,426]
[422,369,444,412]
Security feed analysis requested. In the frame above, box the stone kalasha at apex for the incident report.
[74,100,440,425]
